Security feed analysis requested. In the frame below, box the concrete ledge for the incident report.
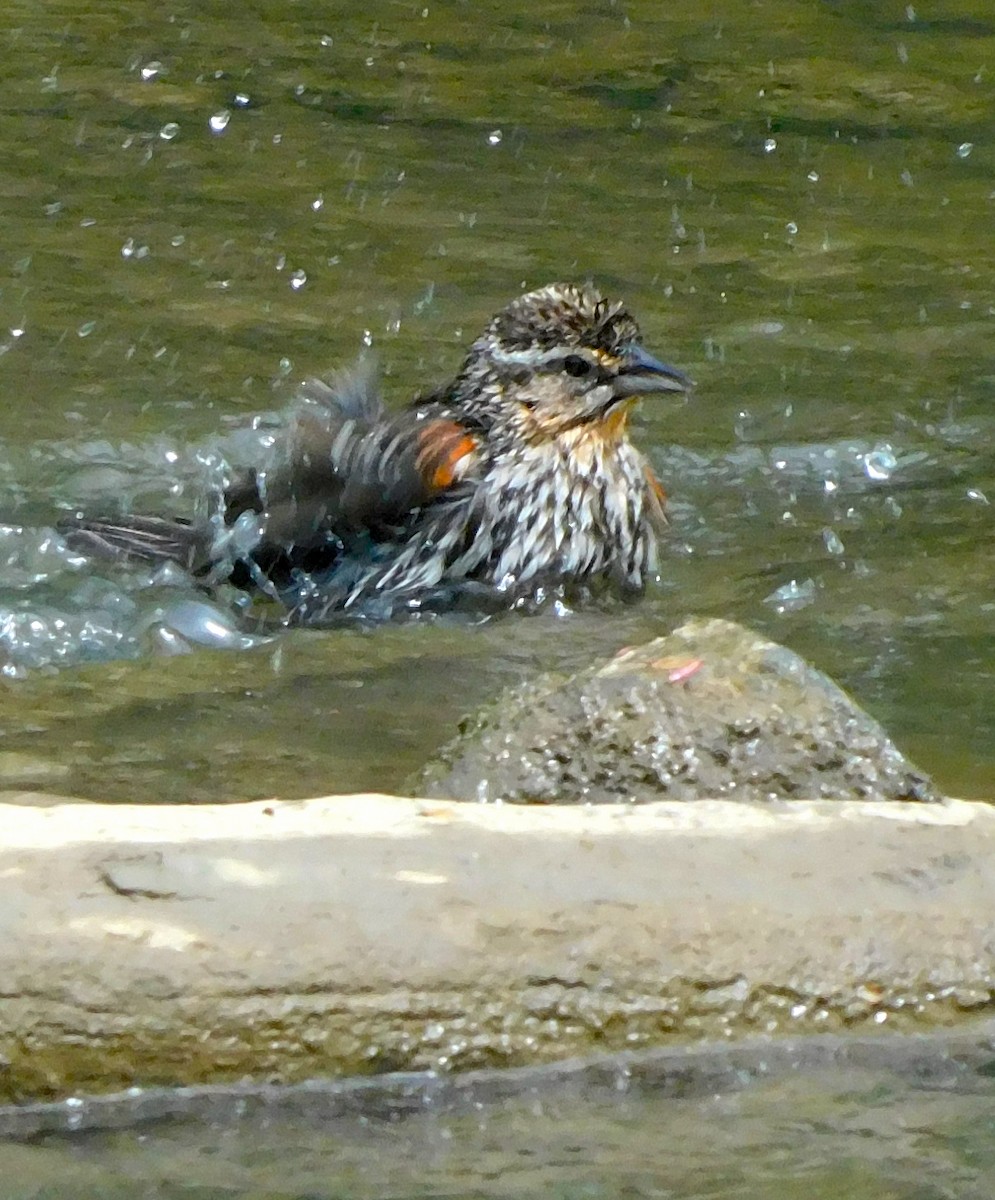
[2,793,994,1103]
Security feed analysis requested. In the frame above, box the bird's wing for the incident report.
[59,365,483,582]
[644,464,668,528]
[226,404,482,547]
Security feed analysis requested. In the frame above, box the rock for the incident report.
[416,618,937,804]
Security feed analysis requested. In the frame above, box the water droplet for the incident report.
[822,528,845,556]
[956,142,973,158]
[897,42,909,64]
[171,234,185,247]
[967,488,989,505]
[121,238,135,258]
[320,34,334,47]
[362,329,374,347]
[487,129,503,146]
[311,195,324,211]
[763,137,777,153]
[863,444,897,481]
[77,321,96,338]
[900,168,914,187]
[289,269,307,291]
[209,109,231,134]
[764,578,816,614]
[807,170,819,182]
[159,121,180,140]
[140,61,163,82]
[785,221,798,234]
[233,92,251,108]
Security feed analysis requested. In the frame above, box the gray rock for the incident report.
[416,617,937,804]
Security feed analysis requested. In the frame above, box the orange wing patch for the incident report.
[645,466,667,506]
[415,420,479,492]
[645,465,668,524]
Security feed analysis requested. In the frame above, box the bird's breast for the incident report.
[464,434,655,590]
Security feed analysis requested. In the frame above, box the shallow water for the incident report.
[4,1034,995,1198]
[0,0,993,801]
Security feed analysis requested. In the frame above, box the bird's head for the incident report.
[454,283,690,442]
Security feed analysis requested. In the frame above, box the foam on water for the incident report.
[0,423,281,673]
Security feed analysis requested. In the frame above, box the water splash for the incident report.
[764,578,817,614]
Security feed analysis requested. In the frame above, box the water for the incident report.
[2,0,992,800]
[4,1034,995,1198]
[2,0,994,801]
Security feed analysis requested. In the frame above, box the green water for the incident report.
[4,1035,995,1198]
[1,0,993,801]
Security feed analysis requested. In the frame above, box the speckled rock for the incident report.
[416,617,937,804]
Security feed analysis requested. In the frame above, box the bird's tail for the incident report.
[58,513,210,572]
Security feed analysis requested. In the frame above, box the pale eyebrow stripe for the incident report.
[488,345,605,368]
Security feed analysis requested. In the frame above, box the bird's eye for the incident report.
[563,354,594,379]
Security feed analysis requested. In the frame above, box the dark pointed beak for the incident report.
[614,343,693,398]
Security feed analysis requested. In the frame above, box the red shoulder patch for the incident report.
[415,420,479,492]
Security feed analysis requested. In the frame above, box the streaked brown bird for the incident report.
[60,283,691,621]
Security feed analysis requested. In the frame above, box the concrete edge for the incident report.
[1,792,994,1103]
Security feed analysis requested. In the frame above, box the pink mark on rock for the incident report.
[667,658,704,684]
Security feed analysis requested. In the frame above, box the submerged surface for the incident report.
[0,0,993,800]
[4,1034,995,1199]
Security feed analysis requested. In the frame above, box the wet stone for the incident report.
[416,618,938,805]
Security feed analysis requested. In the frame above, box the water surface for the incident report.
[0,0,993,800]
[4,1033,995,1198]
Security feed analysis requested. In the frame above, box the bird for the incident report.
[59,283,691,623]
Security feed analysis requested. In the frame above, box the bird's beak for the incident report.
[614,343,692,398]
